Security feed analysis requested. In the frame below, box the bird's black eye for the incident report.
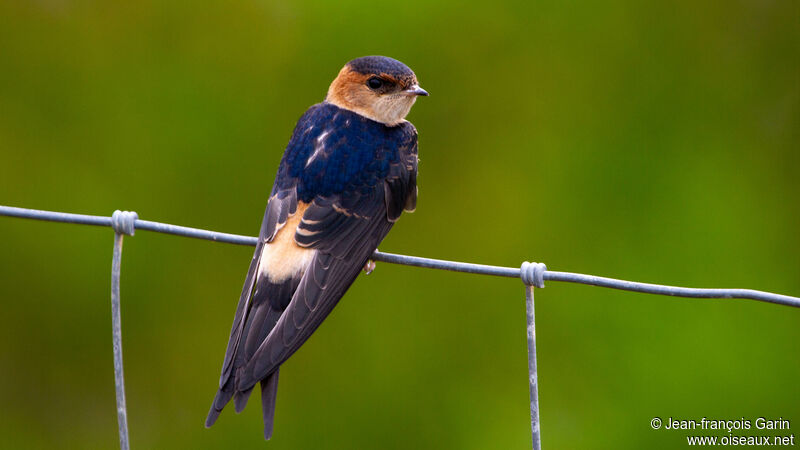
[367,77,383,90]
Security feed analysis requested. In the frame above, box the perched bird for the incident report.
[205,56,427,439]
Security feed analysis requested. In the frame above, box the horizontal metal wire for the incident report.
[2,204,799,308]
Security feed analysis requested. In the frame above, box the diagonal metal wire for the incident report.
[2,204,798,307]
[2,203,800,450]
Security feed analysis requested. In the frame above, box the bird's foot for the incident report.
[363,259,376,275]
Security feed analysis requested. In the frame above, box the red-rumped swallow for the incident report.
[205,56,427,439]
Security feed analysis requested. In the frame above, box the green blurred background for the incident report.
[1,1,798,449]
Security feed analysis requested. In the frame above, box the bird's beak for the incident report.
[404,85,429,97]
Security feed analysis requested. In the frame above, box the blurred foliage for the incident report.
[0,1,798,449]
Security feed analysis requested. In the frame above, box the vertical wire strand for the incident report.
[525,285,541,450]
[111,232,130,450]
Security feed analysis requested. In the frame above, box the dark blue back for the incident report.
[274,103,417,203]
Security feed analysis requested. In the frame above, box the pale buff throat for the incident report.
[325,66,417,126]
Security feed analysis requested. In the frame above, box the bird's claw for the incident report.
[363,260,376,275]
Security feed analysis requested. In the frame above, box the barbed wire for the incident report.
[2,203,799,450]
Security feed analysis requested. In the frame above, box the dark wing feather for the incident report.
[260,369,280,440]
[384,140,417,221]
[235,132,418,390]
[217,185,297,388]
[237,204,393,389]
[206,185,298,427]
[404,169,418,213]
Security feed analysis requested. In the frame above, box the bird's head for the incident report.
[326,56,428,126]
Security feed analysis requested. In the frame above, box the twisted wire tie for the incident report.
[521,261,547,288]
[111,210,138,236]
